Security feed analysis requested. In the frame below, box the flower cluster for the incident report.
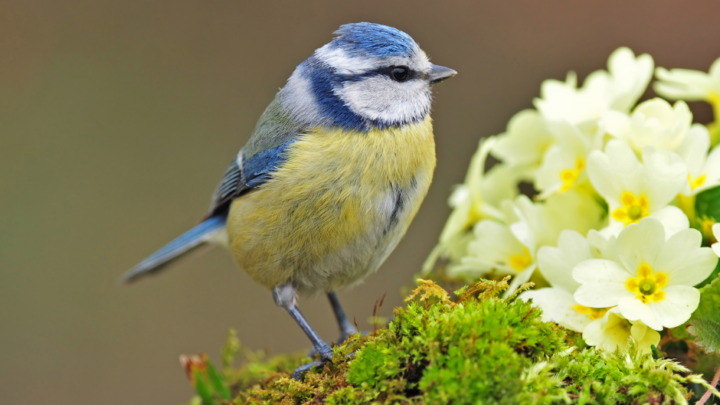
[426,48,720,354]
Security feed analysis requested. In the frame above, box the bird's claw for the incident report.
[292,345,333,381]
[291,359,326,380]
[306,330,360,358]
[292,344,334,380]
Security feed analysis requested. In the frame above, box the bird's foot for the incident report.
[306,328,361,359]
[291,359,325,380]
[293,343,334,380]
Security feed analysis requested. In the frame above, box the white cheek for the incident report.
[281,69,322,123]
[337,76,431,124]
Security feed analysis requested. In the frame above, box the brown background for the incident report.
[2,1,720,404]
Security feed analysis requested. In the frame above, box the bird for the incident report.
[122,22,456,379]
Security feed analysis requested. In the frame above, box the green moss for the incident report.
[186,279,716,405]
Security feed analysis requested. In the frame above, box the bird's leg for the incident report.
[327,291,358,344]
[272,284,333,380]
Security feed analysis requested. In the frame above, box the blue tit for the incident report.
[122,22,456,378]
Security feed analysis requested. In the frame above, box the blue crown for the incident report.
[330,22,416,58]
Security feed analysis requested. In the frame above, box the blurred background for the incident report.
[2,1,720,404]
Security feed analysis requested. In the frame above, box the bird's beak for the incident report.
[427,64,457,84]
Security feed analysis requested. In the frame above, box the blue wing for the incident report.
[207,138,298,217]
[124,95,303,283]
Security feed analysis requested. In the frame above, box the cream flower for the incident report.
[586,140,688,236]
[655,58,720,120]
[506,191,604,294]
[573,218,717,330]
[492,110,554,169]
[423,138,521,274]
[583,308,660,354]
[538,230,593,293]
[521,288,595,332]
[450,219,530,279]
[712,223,720,258]
[437,138,512,244]
[600,98,692,152]
[607,47,656,112]
[535,122,592,199]
[456,190,602,289]
[520,230,603,332]
[675,124,720,195]
[535,48,653,125]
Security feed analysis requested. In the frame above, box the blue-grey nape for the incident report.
[331,22,417,59]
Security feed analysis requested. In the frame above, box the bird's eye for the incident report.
[391,66,409,82]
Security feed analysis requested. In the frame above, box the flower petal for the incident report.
[587,140,640,206]
[616,218,665,273]
[641,147,688,209]
[655,228,717,287]
[504,263,537,298]
[650,285,700,328]
[492,110,554,167]
[520,288,591,332]
[649,206,690,239]
[698,144,720,194]
[587,230,620,262]
[617,296,663,330]
[537,230,591,292]
[609,48,654,112]
[637,328,661,354]
[583,308,629,352]
[598,221,625,240]
[675,124,710,179]
[573,259,632,307]
[601,110,632,140]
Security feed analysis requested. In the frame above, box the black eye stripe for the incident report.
[391,66,409,81]
[335,66,421,82]
[386,65,420,81]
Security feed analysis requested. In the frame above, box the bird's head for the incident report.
[281,22,457,132]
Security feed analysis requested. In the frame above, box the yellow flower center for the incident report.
[709,92,720,125]
[676,193,697,223]
[700,216,717,244]
[611,191,650,226]
[625,263,668,304]
[559,158,586,192]
[689,174,707,191]
[509,248,532,271]
[573,304,609,320]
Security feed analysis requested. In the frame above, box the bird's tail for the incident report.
[121,215,227,284]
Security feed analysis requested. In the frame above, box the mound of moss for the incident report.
[185,279,715,405]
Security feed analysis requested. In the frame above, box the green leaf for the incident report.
[688,277,720,354]
[695,186,720,223]
[204,358,232,400]
[192,369,216,405]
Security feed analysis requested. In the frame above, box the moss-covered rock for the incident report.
[185,279,716,404]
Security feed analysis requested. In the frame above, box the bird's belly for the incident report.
[226,118,435,295]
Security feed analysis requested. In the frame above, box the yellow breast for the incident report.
[227,117,435,294]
